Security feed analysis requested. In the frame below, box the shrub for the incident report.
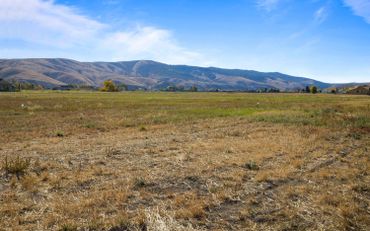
[133,177,147,189]
[139,125,147,131]
[244,161,260,170]
[55,130,64,137]
[1,156,31,179]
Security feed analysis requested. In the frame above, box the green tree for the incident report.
[310,86,318,94]
[0,79,17,92]
[117,83,128,91]
[305,86,310,93]
[100,80,118,92]
[189,85,198,92]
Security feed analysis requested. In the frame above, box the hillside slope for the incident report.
[0,58,330,90]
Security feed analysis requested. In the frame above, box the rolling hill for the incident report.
[0,58,332,90]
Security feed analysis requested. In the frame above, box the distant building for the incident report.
[346,85,370,95]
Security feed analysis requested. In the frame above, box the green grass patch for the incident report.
[0,91,369,141]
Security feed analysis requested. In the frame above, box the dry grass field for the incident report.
[0,91,369,231]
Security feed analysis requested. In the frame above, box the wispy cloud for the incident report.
[0,0,104,47]
[0,0,206,64]
[256,0,283,11]
[343,0,370,24]
[314,6,329,24]
[101,26,204,64]
[288,3,330,41]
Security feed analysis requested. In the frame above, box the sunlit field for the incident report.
[0,91,369,230]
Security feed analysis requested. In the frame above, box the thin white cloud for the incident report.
[314,6,329,24]
[0,0,104,47]
[101,26,204,64]
[257,0,283,11]
[0,0,206,65]
[343,0,370,24]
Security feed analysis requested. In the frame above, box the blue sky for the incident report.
[1,0,370,83]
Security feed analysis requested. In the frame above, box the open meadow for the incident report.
[0,91,369,230]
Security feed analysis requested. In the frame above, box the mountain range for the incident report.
[0,58,359,91]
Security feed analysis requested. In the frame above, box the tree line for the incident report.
[0,79,44,92]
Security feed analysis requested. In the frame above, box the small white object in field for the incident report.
[257,102,260,105]
[21,104,25,109]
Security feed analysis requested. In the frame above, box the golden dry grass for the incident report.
[0,91,369,230]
